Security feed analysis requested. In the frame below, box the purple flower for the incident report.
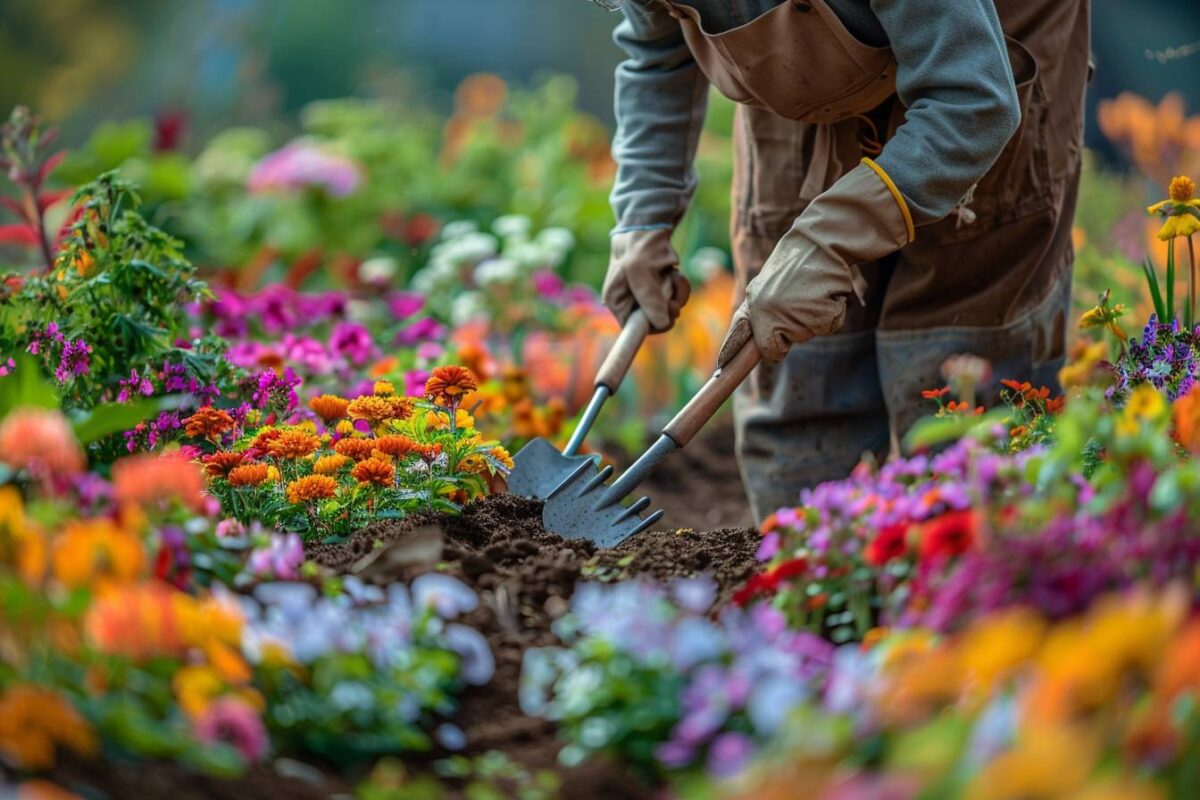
[404,369,430,398]
[54,338,91,382]
[395,317,446,346]
[246,533,305,581]
[329,321,376,367]
[705,732,755,779]
[117,369,156,403]
[247,142,362,197]
[387,291,425,320]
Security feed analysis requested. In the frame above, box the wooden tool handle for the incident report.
[662,339,761,447]
[594,309,651,393]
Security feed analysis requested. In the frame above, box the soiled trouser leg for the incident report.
[733,249,891,523]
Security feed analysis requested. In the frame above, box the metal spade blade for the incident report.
[507,435,599,499]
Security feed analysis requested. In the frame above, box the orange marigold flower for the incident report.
[0,685,97,770]
[286,475,338,504]
[490,446,514,470]
[52,518,146,590]
[202,451,245,478]
[351,457,395,486]
[414,442,443,461]
[334,437,377,461]
[373,380,396,397]
[921,386,951,400]
[0,407,84,477]
[228,463,271,487]
[184,406,236,439]
[308,394,350,422]
[251,428,282,451]
[425,366,478,403]
[459,454,488,475]
[0,486,47,585]
[267,430,321,460]
[112,453,205,511]
[388,396,415,420]
[348,395,396,424]
[313,454,351,475]
[374,434,418,458]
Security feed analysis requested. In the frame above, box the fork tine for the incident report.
[613,496,651,520]
[579,464,615,495]
[630,509,665,536]
[546,458,596,500]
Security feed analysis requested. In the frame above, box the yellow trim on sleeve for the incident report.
[861,157,916,243]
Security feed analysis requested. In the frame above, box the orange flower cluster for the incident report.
[1173,385,1200,454]
[267,430,321,460]
[313,454,350,475]
[0,685,96,769]
[112,453,205,511]
[374,434,418,458]
[348,395,407,424]
[309,394,350,422]
[184,406,236,440]
[351,457,395,487]
[228,463,271,487]
[426,366,478,405]
[0,487,47,585]
[203,451,245,478]
[52,518,146,590]
[513,396,567,440]
[334,437,377,461]
[0,407,85,477]
[286,475,338,504]
[1001,380,1066,413]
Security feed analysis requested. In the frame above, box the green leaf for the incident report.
[71,397,161,445]
[0,355,59,417]
[902,408,1008,452]
[1144,256,1167,321]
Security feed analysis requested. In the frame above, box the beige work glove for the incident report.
[603,228,692,332]
[717,160,915,366]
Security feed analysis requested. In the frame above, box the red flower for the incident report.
[865,523,909,566]
[732,556,807,605]
[921,386,951,399]
[918,510,979,562]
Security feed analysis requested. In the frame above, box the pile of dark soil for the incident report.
[53,424,759,800]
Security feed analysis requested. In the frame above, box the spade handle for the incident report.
[594,309,651,393]
[662,340,761,447]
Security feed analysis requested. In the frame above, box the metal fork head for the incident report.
[540,458,663,548]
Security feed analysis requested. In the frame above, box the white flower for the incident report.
[474,257,520,286]
[358,255,397,284]
[537,227,575,260]
[451,292,487,326]
[440,220,479,240]
[493,214,533,240]
[507,242,546,270]
[688,246,728,281]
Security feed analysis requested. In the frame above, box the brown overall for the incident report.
[660,0,1090,521]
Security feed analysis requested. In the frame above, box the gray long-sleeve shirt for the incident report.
[609,0,1020,233]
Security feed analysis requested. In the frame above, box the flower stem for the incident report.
[1189,235,1197,329]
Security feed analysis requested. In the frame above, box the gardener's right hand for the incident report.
[602,228,691,332]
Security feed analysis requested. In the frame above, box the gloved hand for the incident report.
[603,228,692,332]
[717,159,915,366]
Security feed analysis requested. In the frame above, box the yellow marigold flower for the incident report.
[425,408,475,431]
[228,463,270,487]
[374,434,418,458]
[286,475,338,504]
[351,457,395,486]
[309,394,351,422]
[0,685,97,770]
[459,454,488,475]
[1117,384,1168,437]
[266,465,281,483]
[173,664,225,719]
[334,437,377,461]
[335,419,356,436]
[373,380,396,397]
[202,451,245,478]
[313,454,350,475]
[267,430,321,460]
[184,406,236,440]
[0,486,46,585]
[52,518,146,590]
[489,446,514,470]
[1059,340,1109,390]
[1147,174,1200,240]
[425,365,478,404]
[348,395,396,424]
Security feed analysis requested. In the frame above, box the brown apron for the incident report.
[661,0,1090,521]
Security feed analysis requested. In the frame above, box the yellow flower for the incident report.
[335,419,356,437]
[174,665,225,718]
[0,486,46,584]
[1117,384,1168,437]
[313,454,351,475]
[52,518,146,590]
[425,408,475,431]
[957,607,1045,698]
[1147,174,1200,241]
[967,723,1098,800]
[1059,340,1108,389]
[348,395,396,424]
[490,446,514,470]
[373,380,396,397]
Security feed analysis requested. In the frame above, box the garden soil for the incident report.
[56,425,759,800]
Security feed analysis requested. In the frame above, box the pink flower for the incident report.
[329,322,377,367]
[531,269,564,299]
[247,142,361,197]
[387,292,425,320]
[194,698,268,763]
[246,533,305,580]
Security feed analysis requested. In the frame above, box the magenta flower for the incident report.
[247,142,362,197]
[531,269,564,299]
[395,317,446,346]
[246,533,305,580]
[194,698,268,763]
[387,291,425,320]
[329,321,376,367]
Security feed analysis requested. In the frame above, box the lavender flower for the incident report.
[54,338,91,382]
[245,533,305,581]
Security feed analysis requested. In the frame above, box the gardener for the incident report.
[597,0,1091,521]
